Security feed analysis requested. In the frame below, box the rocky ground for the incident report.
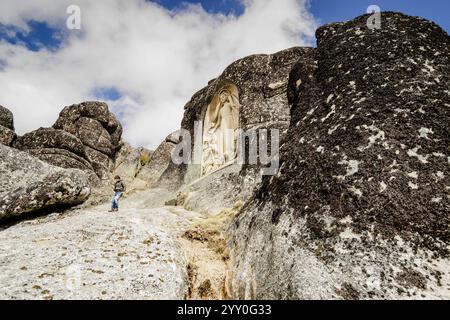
[0,190,235,300]
[0,189,239,300]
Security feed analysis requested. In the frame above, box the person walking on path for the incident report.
[110,176,125,212]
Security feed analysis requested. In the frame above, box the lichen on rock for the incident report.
[229,12,450,300]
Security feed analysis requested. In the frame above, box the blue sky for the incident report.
[0,21,63,52]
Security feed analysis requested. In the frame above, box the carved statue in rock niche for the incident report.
[202,85,240,176]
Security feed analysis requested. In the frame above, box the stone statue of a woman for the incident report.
[202,86,240,176]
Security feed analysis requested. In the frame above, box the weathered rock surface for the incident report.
[138,132,179,188]
[0,197,202,300]
[53,101,122,179]
[16,102,123,183]
[113,141,152,193]
[0,144,90,221]
[0,105,16,146]
[178,164,256,215]
[16,127,87,160]
[53,101,122,148]
[0,105,14,130]
[229,13,450,299]
[15,128,97,181]
[0,126,16,147]
[181,47,312,136]
[160,48,310,204]
[2,11,449,301]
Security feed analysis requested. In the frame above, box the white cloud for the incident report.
[0,0,316,149]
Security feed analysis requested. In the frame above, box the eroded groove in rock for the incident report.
[180,203,243,300]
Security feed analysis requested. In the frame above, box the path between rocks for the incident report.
[0,190,230,300]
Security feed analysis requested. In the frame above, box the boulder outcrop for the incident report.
[15,128,97,182]
[112,133,183,194]
[229,12,450,299]
[181,47,312,137]
[159,48,312,208]
[53,101,122,179]
[16,102,122,183]
[0,105,16,146]
[0,144,90,221]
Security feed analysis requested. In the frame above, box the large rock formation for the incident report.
[0,144,90,221]
[16,102,122,184]
[53,101,122,179]
[0,105,16,146]
[15,128,93,169]
[112,132,184,194]
[159,48,312,212]
[1,10,448,301]
[229,13,450,299]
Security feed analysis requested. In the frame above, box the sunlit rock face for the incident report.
[0,105,16,146]
[137,131,180,188]
[15,128,94,172]
[160,47,315,191]
[0,205,191,300]
[155,47,315,216]
[229,13,450,299]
